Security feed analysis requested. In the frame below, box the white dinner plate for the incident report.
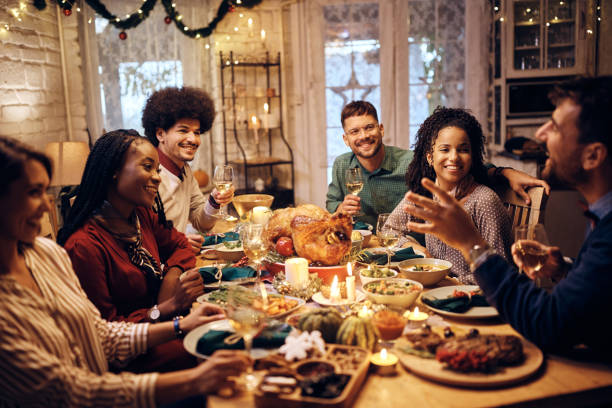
[183,319,272,359]
[421,285,499,319]
[311,290,366,306]
[196,291,305,319]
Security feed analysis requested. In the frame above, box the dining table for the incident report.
[196,220,612,408]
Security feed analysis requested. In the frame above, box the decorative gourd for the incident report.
[336,316,378,351]
[297,308,343,343]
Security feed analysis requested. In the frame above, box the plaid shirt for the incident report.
[326,145,414,227]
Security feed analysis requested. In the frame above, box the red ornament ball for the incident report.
[164,16,172,24]
[119,31,127,40]
[63,8,72,16]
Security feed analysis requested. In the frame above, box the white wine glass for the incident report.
[376,213,399,267]
[225,286,268,391]
[213,165,234,220]
[345,167,364,218]
[241,223,267,283]
[514,224,550,286]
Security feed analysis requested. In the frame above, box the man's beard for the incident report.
[354,138,383,159]
[541,158,587,188]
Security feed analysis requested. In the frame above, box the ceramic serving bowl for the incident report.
[355,230,372,246]
[398,258,452,286]
[359,267,398,286]
[362,278,423,309]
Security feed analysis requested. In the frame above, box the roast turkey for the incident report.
[263,205,352,265]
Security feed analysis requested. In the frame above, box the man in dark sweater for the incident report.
[403,76,612,355]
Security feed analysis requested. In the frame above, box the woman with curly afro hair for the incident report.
[383,107,512,283]
[142,87,235,253]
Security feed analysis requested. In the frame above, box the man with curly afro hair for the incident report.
[142,87,234,253]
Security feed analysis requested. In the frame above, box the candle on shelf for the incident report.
[345,262,356,302]
[260,28,266,41]
[370,348,398,375]
[404,306,429,328]
[259,282,268,308]
[250,115,259,144]
[251,206,272,225]
[262,102,271,130]
[285,258,309,289]
[329,275,341,303]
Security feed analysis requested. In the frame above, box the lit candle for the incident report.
[285,258,309,289]
[250,115,259,144]
[259,282,268,308]
[370,348,398,375]
[358,305,372,318]
[262,102,270,130]
[404,306,429,328]
[329,275,341,303]
[345,263,356,302]
[251,206,272,225]
[260,28,266,41]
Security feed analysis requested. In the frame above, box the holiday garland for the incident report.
[33,0,263,39]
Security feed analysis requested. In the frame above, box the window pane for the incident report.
[324,2,380,184]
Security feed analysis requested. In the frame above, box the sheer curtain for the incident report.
[283,0,488,206]
[79,0,220,173]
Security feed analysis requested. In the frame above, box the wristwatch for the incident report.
[468,243,494,272]
[147,305,161,322]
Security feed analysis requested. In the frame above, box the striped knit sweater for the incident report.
[0,237,158,407]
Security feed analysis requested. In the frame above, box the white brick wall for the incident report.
[0,3,87,150]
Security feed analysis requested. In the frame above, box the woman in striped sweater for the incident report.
[0,136,250,407]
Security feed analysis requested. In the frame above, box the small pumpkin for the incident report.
[297,308,343,343]
[336,316,378,351]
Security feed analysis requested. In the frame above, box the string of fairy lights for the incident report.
[0,0,262,40]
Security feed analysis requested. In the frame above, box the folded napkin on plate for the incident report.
[196,323,292,355]
[353,221,372,231]
[422,294,490,313]
[363,247,423,264]
[198,266,256,284]
[202,232,240,247]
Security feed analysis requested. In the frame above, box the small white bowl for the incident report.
[398,258,452,286]
[359,267,398,286]
[362,278,423,309]
[355,230,372,246]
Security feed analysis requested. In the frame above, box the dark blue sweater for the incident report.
[475,212,612,353]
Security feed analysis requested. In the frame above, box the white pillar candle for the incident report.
[285,257,309,289]
[329,275,341,303]
[251,206,272,225]
[345,263,355,302]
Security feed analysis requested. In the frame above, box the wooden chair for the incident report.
[496,186,548,229]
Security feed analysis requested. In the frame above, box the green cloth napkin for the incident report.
[202,232,240,247]
[422,294,490,313]
[363,247,423,265]
[198,267,256,284]
[196,324,292,355]
[353,221,372,231]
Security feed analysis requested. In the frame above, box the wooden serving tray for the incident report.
[254,344,371,408]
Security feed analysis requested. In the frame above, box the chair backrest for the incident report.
[496,186,548,228]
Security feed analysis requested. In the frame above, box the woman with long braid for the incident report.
[383,107,512,283]
[0,136,250,407]
[58,129,207,373]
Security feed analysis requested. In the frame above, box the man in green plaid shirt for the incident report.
[326,101,550,229]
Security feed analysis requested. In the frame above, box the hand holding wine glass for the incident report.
[377,213,399,267]
[213,165,234,220]
[513,224,558,286]
[344,167,364,217]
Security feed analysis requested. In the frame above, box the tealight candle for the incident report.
[358,305,373,319]
[345,263,356,302]
[285,258,309,289]
[370,348,398,375]
[251,206,272,225]
[404,306,429,328]
[329,275,341,303]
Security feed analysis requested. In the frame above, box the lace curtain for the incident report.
[80,0,219,172]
